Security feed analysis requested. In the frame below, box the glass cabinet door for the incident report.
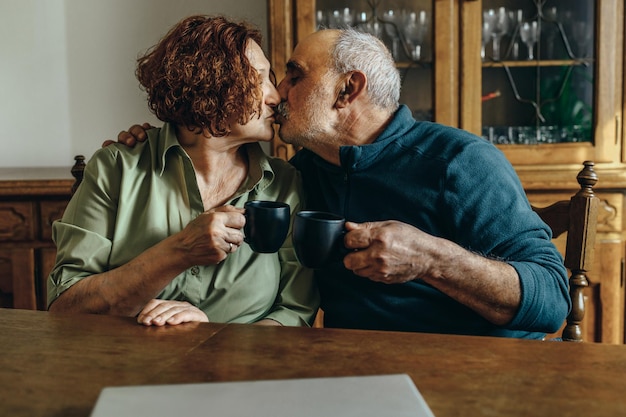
[268,0,457,159]
[313,0,435,123]
[269,0,622,166]
[465,0,622,166]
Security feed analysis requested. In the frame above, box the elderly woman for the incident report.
[47,15,318,327]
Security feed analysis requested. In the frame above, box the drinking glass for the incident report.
[520,21,540,60]
[571,21,592,58]
[507,9,523,59]
[356,11,381,38]
[484,7,510,61]
[355,11,369,32]
[382,9,402,60]
[340,7,355,29]
[403,11,429,61]
[315,10,326,30]
[364,19,383,39]
[328,8,354,29]
[481,20,493,61]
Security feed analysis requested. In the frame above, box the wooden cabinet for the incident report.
[268,0,626,343]
[0,168,73,310]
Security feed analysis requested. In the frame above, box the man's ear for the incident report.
[335,71,367,108]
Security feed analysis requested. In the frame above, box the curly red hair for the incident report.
[136,15,264,136]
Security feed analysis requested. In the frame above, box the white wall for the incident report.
[0,0,268,167]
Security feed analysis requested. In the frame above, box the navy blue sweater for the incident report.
[290,105,570,339]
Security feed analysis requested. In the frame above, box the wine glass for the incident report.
[571,21,592,58]
[382,9,402,60]
[403,11,429,61]
[484,7,510,61]
[328,8,354,29]
[355,11,369,32]
[340,7,355,29]
[520,21,540,60]
[315,10,326,31]
[507,9,523,59]
[481,20,493,61]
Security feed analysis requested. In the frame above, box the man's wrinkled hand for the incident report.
[343,220,433,284]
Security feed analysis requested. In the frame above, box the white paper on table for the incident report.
[90,374,436,417]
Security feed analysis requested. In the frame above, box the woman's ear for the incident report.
[335,71,367,108]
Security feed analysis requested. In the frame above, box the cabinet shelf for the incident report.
[396,61,432,69]
[483,59,593,68]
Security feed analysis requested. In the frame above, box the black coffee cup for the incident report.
[244,200,291,253]
[293,211,346,268]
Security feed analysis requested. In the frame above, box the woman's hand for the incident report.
[174,205,246,266]
[137,299,209,326]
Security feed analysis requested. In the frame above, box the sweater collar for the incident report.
[338,105,414,171]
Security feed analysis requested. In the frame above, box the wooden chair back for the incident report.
[531,160,599,342]
[71,155,86,195]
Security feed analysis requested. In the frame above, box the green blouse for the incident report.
[48,123,318,326]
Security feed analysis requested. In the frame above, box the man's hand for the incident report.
[102,123,153,148]
[343,220,522,325]
[342,220,432,284]
[137,299,209,326]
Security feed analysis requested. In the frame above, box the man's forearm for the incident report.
[421,239,521,325]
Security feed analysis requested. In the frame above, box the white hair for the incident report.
[331,28,401,112]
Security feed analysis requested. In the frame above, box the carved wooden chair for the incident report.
[71,155,86,195]
[531,160,599,342]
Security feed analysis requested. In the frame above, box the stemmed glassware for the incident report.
[403,11,429,61]
[507,9,523,59]
[571,21,592,58]
[357,11,383,38]
[520,20,540,60]
[382,9,402,60]
[483,7,510,61]
[355,11,369,31]
[315,10,325,30]
[481,20,493,61]
[328,8,355,29]
[365,19,383,38]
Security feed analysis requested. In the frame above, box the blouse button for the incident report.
[190,266,200,276]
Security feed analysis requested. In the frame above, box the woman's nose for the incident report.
[276,78,288,100]
[266,83,280,105]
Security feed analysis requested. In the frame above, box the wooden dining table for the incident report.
[1,307,625,417]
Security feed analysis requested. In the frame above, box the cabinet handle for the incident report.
[616,114,622,146]
[621,258,625,288]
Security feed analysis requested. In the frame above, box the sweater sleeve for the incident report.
[442,141,571,333]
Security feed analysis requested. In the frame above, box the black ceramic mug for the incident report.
[293,211,346,268]
[244,200,291,253]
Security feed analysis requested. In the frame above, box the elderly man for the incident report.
[115,28,569,339]
[273,28,569,339]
